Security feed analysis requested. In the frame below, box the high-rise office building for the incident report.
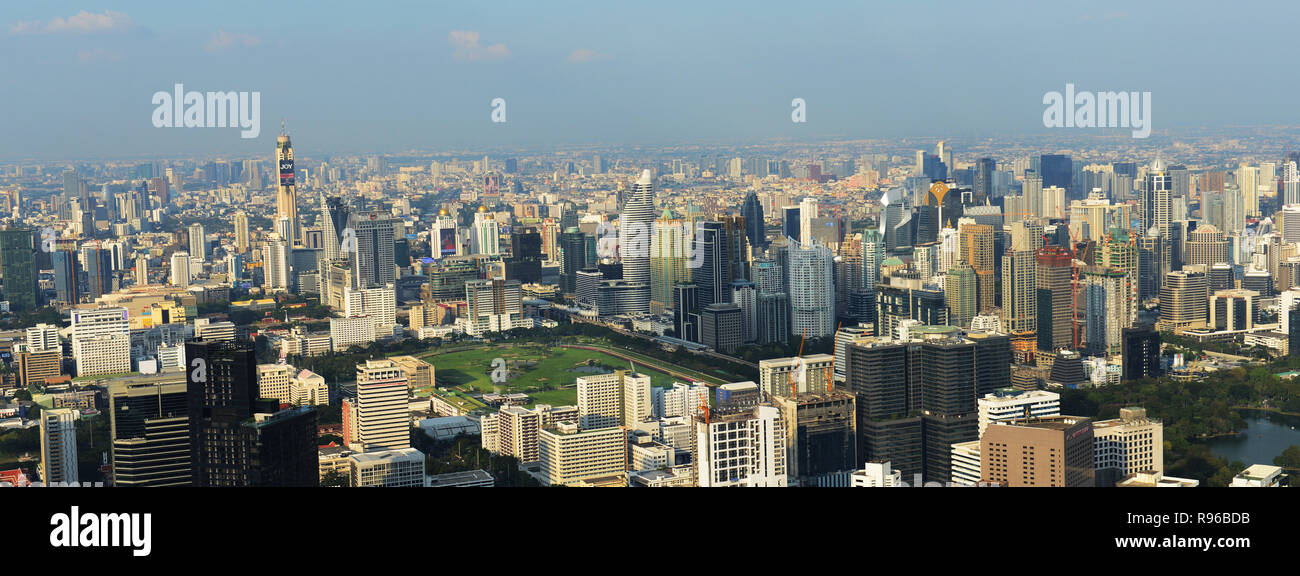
[53,247,80,305]
[1156,268,1208,331]
[1144,157,1172,239]
[1036,245,1074,356]
[349,211,396,289]
[109,379,191,486]
[945,263,978,328]
[981,416,1095,487]
[0,228,36,312]
[772,392,857,486]
[692,221,732,308]
[354,359,411,451]
[741,190,767,251]
[649,212,688,314]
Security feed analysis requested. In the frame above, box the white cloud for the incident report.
[567,48,608,63]
[10,10,134,35]
[449,30,510,61]
[207,30,260,52]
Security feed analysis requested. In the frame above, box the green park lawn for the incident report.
[417,344,678,408]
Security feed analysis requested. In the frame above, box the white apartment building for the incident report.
[652,381,709,419]
[576,370,651,429]
[170,251,191,287]
[538,422,627,486]
[39,408,80,485]
[71,307,131,377]
[331,315,376,351]
[26,324,60,352]
[257,363,295,405]
[343,284,396,331]
[693,404,786,487]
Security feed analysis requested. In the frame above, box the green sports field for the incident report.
[416,344,681,408]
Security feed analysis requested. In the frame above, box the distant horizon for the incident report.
[8,125,1300,167]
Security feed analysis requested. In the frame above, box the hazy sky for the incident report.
[1,1,1293,161]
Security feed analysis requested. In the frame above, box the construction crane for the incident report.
[789,329,807,398]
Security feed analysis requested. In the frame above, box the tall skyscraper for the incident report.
[321,194,350,261]
[741,191,767,251]
[39,408,79,485]
[53,246,80,305]
[1144,157,1172,239]
[263,234,291,292]
[170,251,191,288]
[276,128,299,246]
[471,207,501,256]
[233,211,249,254]
[619,170,656,285]
[693,221,732,308]
[187,223,207,262]
[1036,245,1074,356]
[349,211,396,289]
[1084,268,1135,357]
[0,228,35,311]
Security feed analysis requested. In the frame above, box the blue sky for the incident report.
[0,1,1293,161]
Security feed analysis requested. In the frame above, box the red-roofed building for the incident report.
[0,468,30,487]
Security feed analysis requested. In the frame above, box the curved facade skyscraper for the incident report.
[788,240,835,339]
[619,169,655,285]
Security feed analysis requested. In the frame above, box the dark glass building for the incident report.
[186,339,318,487]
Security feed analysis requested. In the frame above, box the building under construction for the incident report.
[772,392,857,487]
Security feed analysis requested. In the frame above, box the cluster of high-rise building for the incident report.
[7,128,1300,489]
